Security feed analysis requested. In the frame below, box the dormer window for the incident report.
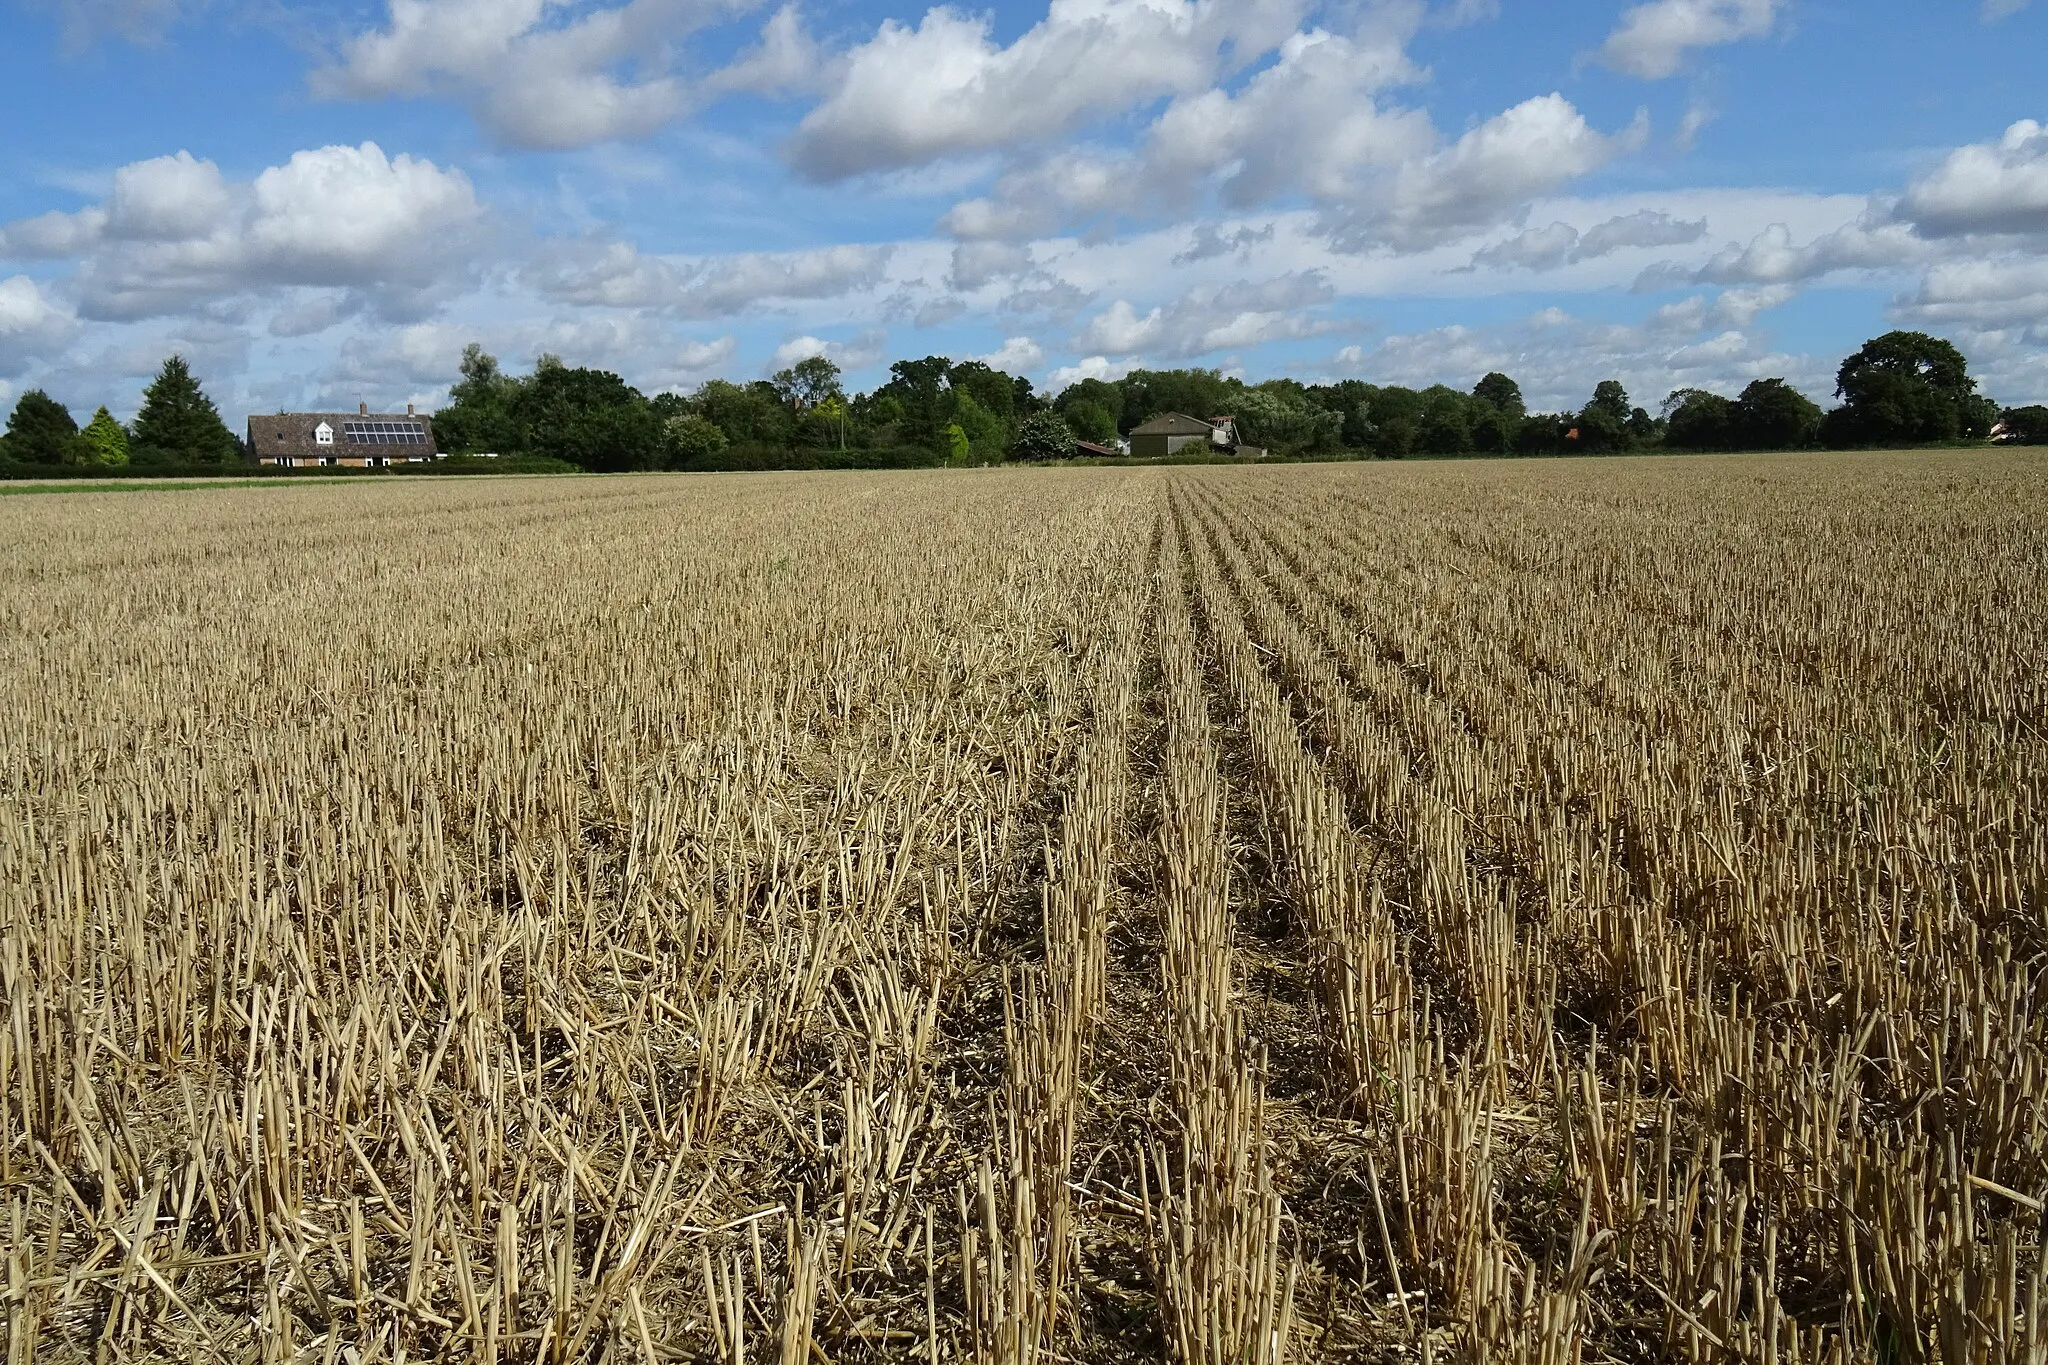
[314,421,334,446]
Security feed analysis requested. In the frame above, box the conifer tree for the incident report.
[3,389,81,464]
[131,355,242,465]
[80,407,131,466]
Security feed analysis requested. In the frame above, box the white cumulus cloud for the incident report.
[1046,354,1139,389]
[1470,221,1582,270]
[0,209,110,258]
[245,145,484,286]
[316,0,813,149]
[0,275,79,377]
[1897,119,2048,238]
[0,143,485,323]
[769,329,888,371]
[949,241,1035,291]
[528,239,897,318]
[785,0,1307,180]
[937,21,1633,254]
[1648,284,1796,332]
[1685,218,1928,287]
[1470,209,1707,271]
[935,23,1433,241]
[1073,270,1335,358]
[974,336,1045,372]
[1597,0,1782,79]
[104,150,234,241]
[1895,258,2048,341]
[1578,208,1710,256]
[1345,95,1644,251]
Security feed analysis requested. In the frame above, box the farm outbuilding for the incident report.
[1129,412,1227,459]
[1127,412,1256,459]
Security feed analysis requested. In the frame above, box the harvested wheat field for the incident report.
[2,452,2044,1364]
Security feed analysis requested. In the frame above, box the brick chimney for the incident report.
[407,403,415,415]
[359,402,368,415]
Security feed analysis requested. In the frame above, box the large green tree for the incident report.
[1515,413,1574,455]
[770,355,844,410]
[1416,386,1475,455]
[1471,372,1526,420]
[434,344,527,455]
[1234,384,1341,453]
[1117,368,1238,432]
[946,361,1019,428]
[664,413,728,466]
[131,356,242,465]
[1468,406,1512,455]
[1364,385,1422,459]
[1060,399,1116,443]
[1733,378,1822,449]
[1998,405,2048,444]
[1574,380,1635,453]
[850,390,905,444]
[1053,378,1124,437]
[80,407,131,465]
[4,390,82,464]
[1011,410,1074,462]
[1588,380,1632,424]
[1663,389,1736,450]
[1302,380,1375,449]
[693,380,793,448]
[1463,374,1524,454]
[513,365,664,471]
[880,357,955,455]
[951,389,1005,461]
[1827,331,1998,446]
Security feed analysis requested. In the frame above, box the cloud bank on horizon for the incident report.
[2,0,2046,417]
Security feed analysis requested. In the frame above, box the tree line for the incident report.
[0,357,244,472]
[1041,331,2032,459]
[5,330,2044,477]
[424,330,2038,472]
[428,346,1046,472]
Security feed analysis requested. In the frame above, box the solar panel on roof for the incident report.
[344,420,428,445]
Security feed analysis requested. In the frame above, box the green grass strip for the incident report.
[0,479,365,496]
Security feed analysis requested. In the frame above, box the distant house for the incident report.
[1075,439,1121,458]
[1128,412,1222,460]
[1128,412,1261,460]
[246,403,439,468]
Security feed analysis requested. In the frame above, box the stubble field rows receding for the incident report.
[2,454,2043,1363]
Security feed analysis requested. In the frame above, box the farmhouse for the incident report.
[247,403,439,468]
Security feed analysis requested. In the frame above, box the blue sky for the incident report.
[3,0,2047,421]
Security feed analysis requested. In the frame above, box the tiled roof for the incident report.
[1127,412,1216,437]
[247,412,439,459]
